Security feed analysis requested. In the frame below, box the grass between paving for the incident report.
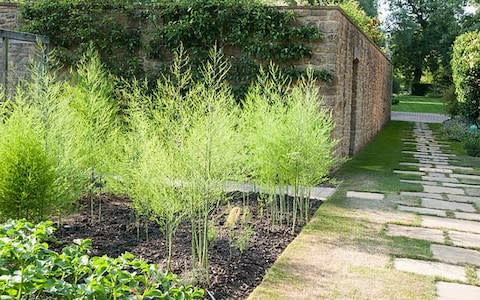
[392,95,446,114]
[248,121,436,299]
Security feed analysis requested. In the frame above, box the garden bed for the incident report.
[53,192,322,300]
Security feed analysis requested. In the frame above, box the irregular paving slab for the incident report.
[397,205,447,217]
[421,198,476,212]
[443,182,480,189]
[465,188,480,197]
[394,170,425,176]
[310,187,336,200]
[449,230,480,248]
[423,185,465,195]
[399,162,433,168]
[401,192,444,200]
[393,258,466,281]
[451,173,480,181]
[439,165,474,171]
[446,194,477,203]
[419,167,453,174]
[386,224,445,243]
[346,191,384,200]
[454,212,480,221]
[436,282,480,300]
[422,216,480,234]
[422,176,458,183]
[431,244,480,266]
[401,180,439,186]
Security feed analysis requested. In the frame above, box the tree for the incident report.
[388,0,465,88]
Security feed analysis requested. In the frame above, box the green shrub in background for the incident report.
[443,85,459,116]
[0,109,55,222]
[0,219,205,299]
[452,31,480,123]
[464,134,480,157]
[441,117,469,141]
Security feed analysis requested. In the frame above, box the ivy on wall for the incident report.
[20,0,333,96]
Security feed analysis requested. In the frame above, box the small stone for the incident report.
[436,282,480,300]
[393,258,466,281]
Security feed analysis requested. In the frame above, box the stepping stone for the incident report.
[420,167,453,174]
[431,244,480,266]
[399,162,432,168]
[421,198,476,212]
[465,188,480,197]
[454,212,480,221]
[443,182,480,189]
[394,170,425,176]
[401,179,439,186]
[386,224,445,243]
[436,282,480,300]
[310,187,336,200]
[397,205,447,217]
[451,174,480,181]
[422,216,480,234]
[440,165,474,171]
[422,176,458,183]
[449,230,480,248]
[393,258,466,281]
[423,185,465,195]
[401,192,444,200]
[446,194,477,203]
[427,172,447,178]
[346,191,384,200]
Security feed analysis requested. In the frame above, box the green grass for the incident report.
[335,121,421,193]
[392,95,446,114]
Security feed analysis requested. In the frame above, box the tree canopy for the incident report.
[388,0,466,87]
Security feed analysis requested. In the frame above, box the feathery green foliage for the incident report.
[241,67,336,230]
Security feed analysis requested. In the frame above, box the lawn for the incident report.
[392,95,446,114]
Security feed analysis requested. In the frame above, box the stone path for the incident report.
[391,112,449,123]
[388,122,480,299]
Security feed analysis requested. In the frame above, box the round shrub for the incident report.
[441,117,469,141]
[452,31,480,122]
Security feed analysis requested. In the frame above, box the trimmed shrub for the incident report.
[452,31,480,122]
[411,83,432,96]
[443,85,458,116]
[441,117,469,141]
[392,96,400,105]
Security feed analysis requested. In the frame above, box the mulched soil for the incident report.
[53,193,321,300]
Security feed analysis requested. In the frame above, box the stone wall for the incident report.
[292,7,392,157]
[0,3,43,94]
[0,4,392,157]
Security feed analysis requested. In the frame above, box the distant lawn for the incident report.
[392,95,446,114]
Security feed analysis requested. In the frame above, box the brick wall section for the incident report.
[0,4,392,157]
[292,7,392,157]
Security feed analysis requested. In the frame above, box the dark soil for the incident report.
[53,193,321,300]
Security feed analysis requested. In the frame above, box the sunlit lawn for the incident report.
[392,95,446,114]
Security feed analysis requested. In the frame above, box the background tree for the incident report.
[388,0,466,90]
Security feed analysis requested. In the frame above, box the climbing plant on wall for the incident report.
[20,0,333,96]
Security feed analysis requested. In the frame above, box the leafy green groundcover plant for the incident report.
[0,219,204,300]
[464,134,480,157]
